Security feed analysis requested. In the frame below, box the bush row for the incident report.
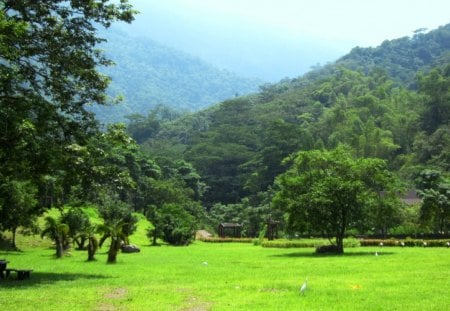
[198,237,254,243]
[360,239,450,247]
[261,238,360,249]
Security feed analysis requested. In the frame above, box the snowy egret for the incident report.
[300,278,308,295]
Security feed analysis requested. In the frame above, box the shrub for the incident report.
[360,238,450,247]
[198,237,253,243]
[261,238,360,249]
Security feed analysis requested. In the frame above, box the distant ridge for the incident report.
[335,23,450,87]
[92,29,263,124]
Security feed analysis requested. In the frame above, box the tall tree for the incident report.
[0,0,136,202]
[273,146,399,253]
[416,170,450,234]
[418,66,450,134]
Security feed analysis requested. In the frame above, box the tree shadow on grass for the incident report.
[270,251,395,258]
[0,272,111,288]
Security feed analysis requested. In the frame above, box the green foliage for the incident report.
[0,1,136,203]
[40,216,69,258]
[97,220,127,264]
[418,65,450,133]
[60,207,92,250]
[197,237,254,243]
[207,195,277,238]
[0,179,38,248]
[360,238,450,247]
[97,194,138,245]
[261,238,360,249]
[272,146,400,253]
[337,24,450,88]
[416,170,450,234]
[148,203,196,246]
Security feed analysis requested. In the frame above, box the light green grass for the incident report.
[1,235,449,310]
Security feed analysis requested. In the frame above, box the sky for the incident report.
[120,0,450,81]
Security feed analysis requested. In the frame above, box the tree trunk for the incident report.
[152,230,158,246]
[12,227,17,250]
[76,236,87,250]
[336,235,344,254]
[87,237,97,261]
[107,237,121,263]
[56,238,64,258]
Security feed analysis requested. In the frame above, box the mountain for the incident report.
[335,23,450,88]
[91,29,263,124]
[132,22,450,206]
[118,1,348,82]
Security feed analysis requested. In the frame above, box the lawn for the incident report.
[1,235,449,310]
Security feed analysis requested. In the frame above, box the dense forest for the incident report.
[127,23,450,239]
[0,1,448,253]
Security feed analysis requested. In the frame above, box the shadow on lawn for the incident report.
[270,251,395,258]
[0,272,110,288]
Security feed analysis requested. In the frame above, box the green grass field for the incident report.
[1,231,449,310]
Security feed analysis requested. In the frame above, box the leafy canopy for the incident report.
[273,146,400,253]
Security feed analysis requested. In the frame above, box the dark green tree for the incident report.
[41,216,69,258]
[0,0,136,208]
[0,179,38,248]
[144,177,202,245]
[96,193,137,263]
[273,146,399,253]
[147,203,196,246]
[418,66,450,134]
[98,220,128,264]
[416,170,450,234]
[60,207,92,250]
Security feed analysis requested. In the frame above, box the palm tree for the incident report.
[97,220,127,264]
[41,216,69,258]
[76,224,99,261]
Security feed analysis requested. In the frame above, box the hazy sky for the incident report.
[122,0,450,80]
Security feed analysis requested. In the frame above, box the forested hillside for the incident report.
[1,0,448,251]
[90,29,262,124]
[336,24,450,88]
[128,23,450,237]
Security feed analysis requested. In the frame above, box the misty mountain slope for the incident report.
[133,23,450,205]
[260,23,450,98]
[335,23,450,88]
[91,29,262,124]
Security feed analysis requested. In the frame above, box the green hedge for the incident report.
[261,238,360,249]
[198,237,254,243]
[360,239,450,247]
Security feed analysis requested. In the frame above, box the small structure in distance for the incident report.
[218,223,242,238]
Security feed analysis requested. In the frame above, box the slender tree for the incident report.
[41,216,69,258]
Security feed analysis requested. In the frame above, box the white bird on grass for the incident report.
[300,278,308,295]
[375,251,378,256]
[202,261,208,266]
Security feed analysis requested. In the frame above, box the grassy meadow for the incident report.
[1,227,449,310]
